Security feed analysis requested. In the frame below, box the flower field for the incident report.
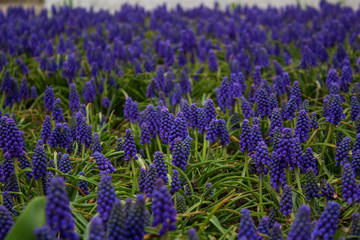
[1,1,360,239]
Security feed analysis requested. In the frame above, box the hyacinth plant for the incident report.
[1,1,360,240]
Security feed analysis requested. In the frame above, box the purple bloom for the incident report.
[351,96,360,121]
[335,136,351,166]
[44,85,55,112]
[34,225,56,240]
[204,99,217,123]
[78,172,89,195]
[304,168,320,200]
[320,180,335,200]
[216,77,232,112]
[280,185,292,216]
[171,84,182,107]
[52,98,65,123]
[250,121,263,154]
[32,139,47,179]
[69,84,80,112]
[138,168,147,193]
[48,123,62,148]
[299,45,318,69]
[290,81,302,108]
[208,49,218,72]
[152,179,177,236]
[19,153,33,180]
[144,164,157,198]
[241,97,254,119]
[238,209,257,240]
[125,194,146,240]
[287,205,312,240]
[159,108,174,144]
[276,128,295,168]
[41,115,52,143]
[98,175,117,224]
[124,129,138,161]
[88,216,105,240]
[155,66,165,91]
[146,105,160,138]
[217,119,230,146]
[170,169,181,194]
[168,116,188,151]
[146,78,156,99]
[172,137,187,171]
[310,112,319,129]
[30,86,38,99]
[93,151,115,175]
[311,201,340,240]
[326,68,339,89]
[283,95,297,121]
[46,177,78,239]
[153,151,168,184]
[3,118,25,158]
[294,110,310,143]
[269,152,286,191]
[350,213,360,238]
[107,199,126,240]
[20,78,29,99]
[58,153,72,175]
[252,141,270,174]
[271,222,283,240]
[257,217,270,240]
[179,70,191,94]
[91,132,102,153]
[3,152,15,182]
[256,88,270,119]
[0,205,13,239]
[340,65,353,92]
[82,80,96,104]
[188,228,199,240]
[124,97,139,123]
[239,119,252,153]
[301,147,317,175]
[342,163,359,205]
[269,108,283,139]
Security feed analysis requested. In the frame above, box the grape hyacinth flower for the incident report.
[106,199,126,240]
[44,85,55,112]
[58,153,72,175]
[92,151,115,175]
[276,128,295,168]
[241,97,254,119]
[52,98,65,123]
[283,95,297,121]
[311,201,340,240]
[268,207,276,228]
[237,209,257,240]
[204,182,214,201]
[351,96,360,121]
[257,217,270,239]
[168,116,188,151]
[172,137,187,171]
[125,194,146,240]
[294,110,310,143]
[3,152,15,182]
[82,80,97,103]
[124,97,139,124]
[170,169,181,194]
[153,151,168,184]
[69,84,80,113]
[271,222,283,240]
[217,77,232,112]
[301,147,318,175]
[320,180,335,201]
[138,168,147,193]
[2,191,16,216]
[41,115,52,143]
[310,112,318,129]
[217,119,230,146]
[32,139,47,180]
[290,81,302,108]
[335,136,350,166]
[88,216,105,240]
[91,132,102,153]
[152,179,177,236]
[48,123,62,148]
[34,225,56,240]
[257,88,270,118]
[327,94,344,125]
[239,119,252,153]
[97,175,117,224]
[350,213,360,238]
[45,177,78,239]
[19,153,33,180]
[146,105,160,138]
[208,49,218,72]
[342,163,359,205]
[250,121,264,154]
[252,141,270,174]
[20,78,29,100]
[287,205,312,240]
[280,185,292,216]
[0,205,14,239]
[3,118,25,158]
[124,129,138,161]
[304,168,320,200]
[270,152,286,191]
[159,107,174,144]
[140,122,151,145]
[204,99,217,123]
[78,172,89,195]
[188,228,199,240]
[144,164,157,198]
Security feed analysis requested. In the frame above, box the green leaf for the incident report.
[5,196,47,240]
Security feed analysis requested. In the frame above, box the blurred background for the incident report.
[0,0,358,12]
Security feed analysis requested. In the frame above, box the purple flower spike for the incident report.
[301,147,317,175]
[69,84,80,112]
[304,168,320,200]
[98,175,117,225]
[241,97,254,119]
[152,179,177,236]
[46,177,79,239]
[52,98,65,123]
[208,49,218,72]
[170,169,181,195]
[125,194,146,240]
[82,80,97,104]
[140,122,151,145]
[217,77,232,112]
[48,123,62,148]
[239,119,252,153]
[257,88,270,119]
[93,151,115,175]
[237,209,257,240]
[159,107,174,144]
[294,110,310,143]
[153,151,168,184]
[270,152,286,191]
[252,141,270,174]
[311,201,340,240]
[3,118,24,158]
[124,97,139,123]
[310,112,318,129]
[168,116,188,151]
[41,115,52,143]
[320,180,335,201]
[351,96,360,121]
[146,105,160,138]
[204,99,217,123]
[144,164,157,198]
[287,205,312,240]
[32,139,47,180]
[335,136,351,166]
[88,216,105,240]
[327,94,344,125]
[280,185,292,216]
[276,128,295,169]
[283,95,297,121]
[0,206,14,239]
[124,129,138,161]
[44,85,55,112]
[172,137,188,171]
[342,163,359,205]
